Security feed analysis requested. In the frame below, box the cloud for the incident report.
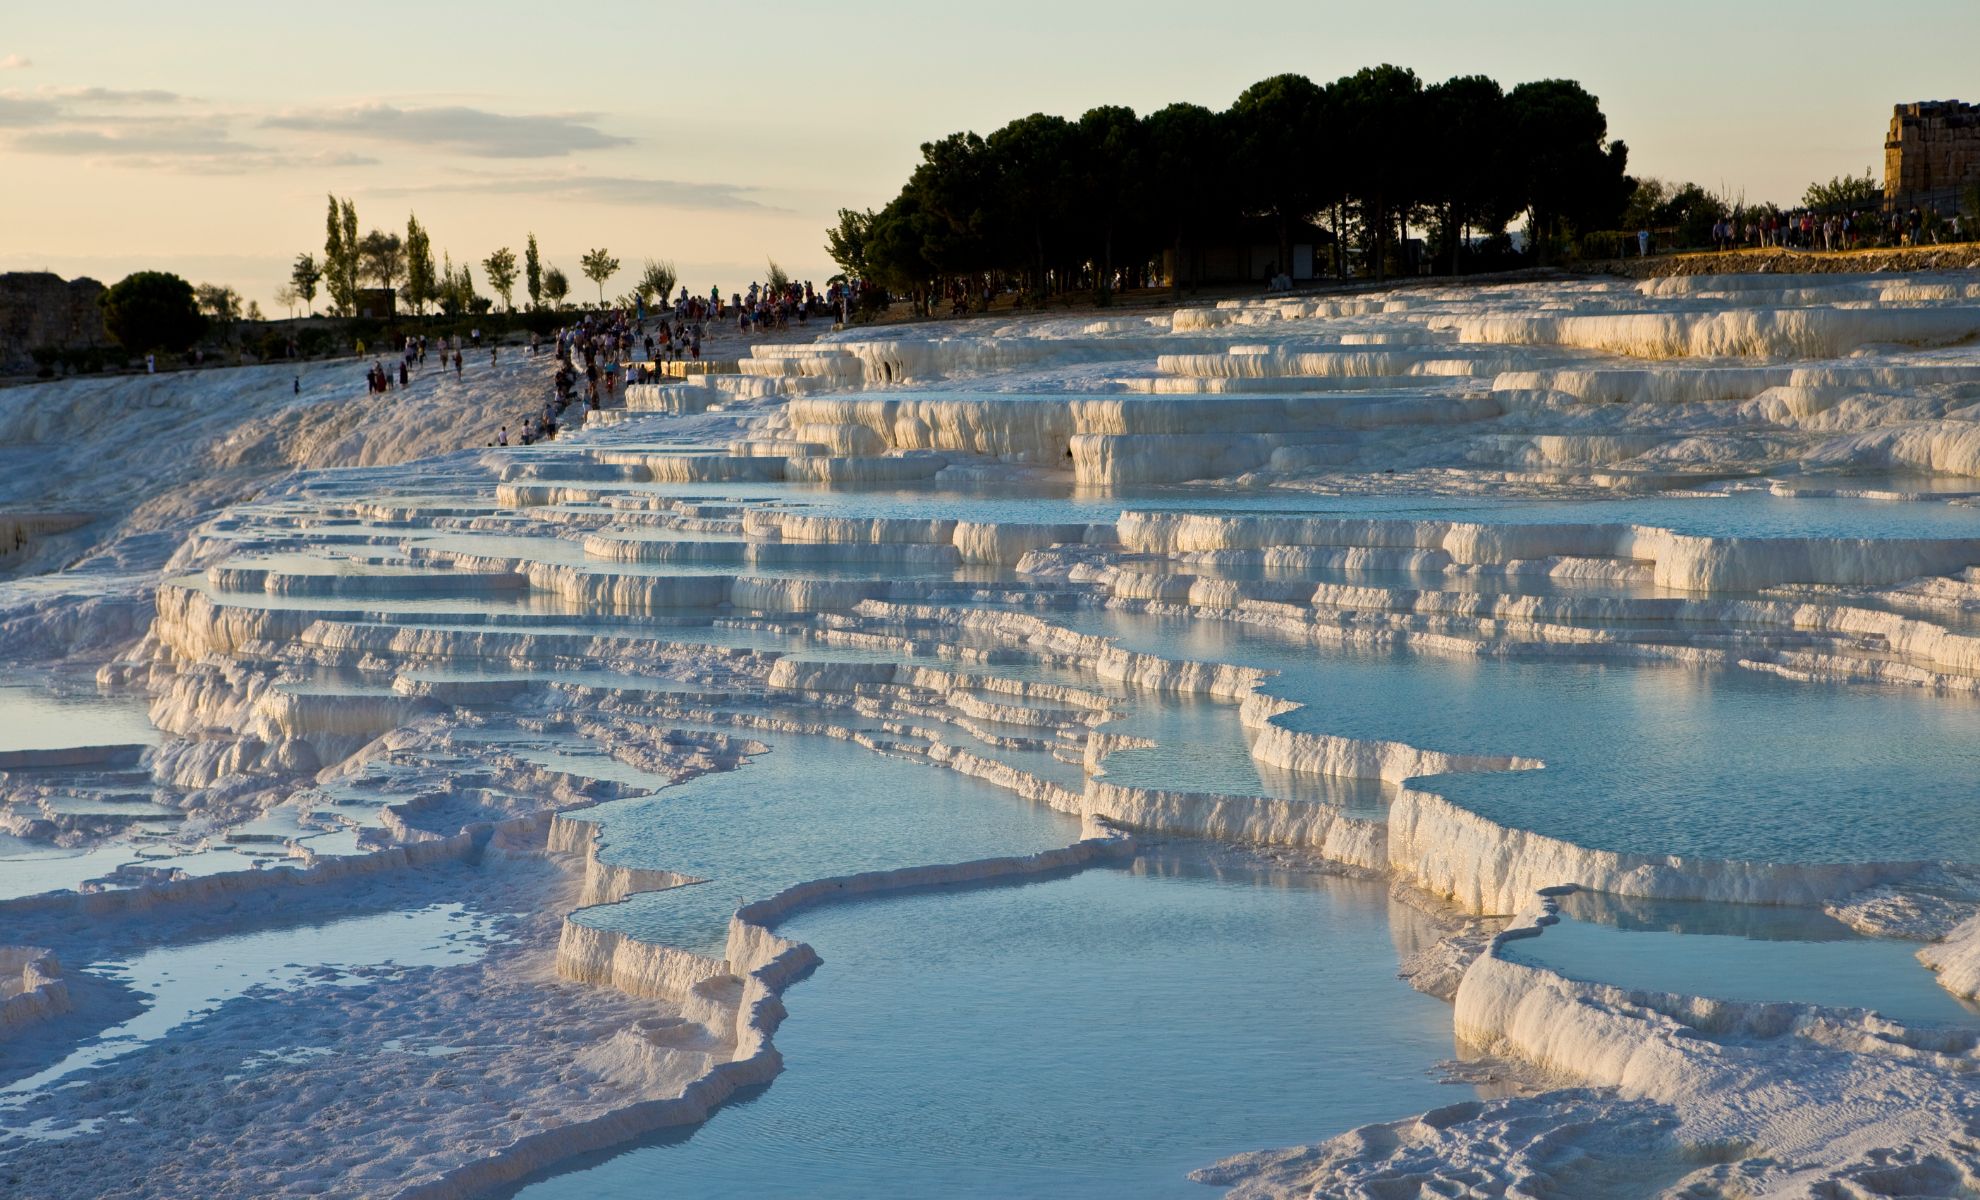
[373,170,778,211]
[263,103,630,158]
[0,54,30,70]
[0,85,185,129]
[16,119,253,157]
[10,117,378,173]
[44,86,185,104]
[108,148,380,175]
[0,94,56,125]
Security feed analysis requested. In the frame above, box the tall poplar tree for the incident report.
[525,234,542,310]
[404,214,437,315]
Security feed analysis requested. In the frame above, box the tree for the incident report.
[765,258,791,293]
[859,192,939,299]
[1622,178,1672,233]
[543,266,570,309]
[436,253,478,317]
[100,271,205,354]
[896,131,997,303]
[274,284,301,319]
[358,229,404,294]
[323,195,359,316]
[831,68,1634,291]
[289,252,321,316]
[1075,104,1143,293]
[579,247,619,306]
[1332,65,1426,280]
[825,208,874,280]
[525,233,542,310]
[404,215,436,315]
[639,258,677,305]
[1804,169,1880,212]
[245,300,264,322]
[323,197,346,314]
[1424,74,1515,274]
[984,115,1078,296]
[1507,79,1631,264]
[483,246,519,311]
[1141,102,1226,297]
[1228,74,1330,279]
[1653,181,1730,247]
[195,282,242,325]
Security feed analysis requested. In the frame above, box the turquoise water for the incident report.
[510,857,1461,1199]
[1090,692,1394,813]
[1091,691,1398,815]
[479,475,1980,541]
[1505,894,1980,1027]
[570,731,1082,956]
[1060,610,1980,865]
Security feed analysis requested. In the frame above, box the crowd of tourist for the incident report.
[1694,204,1967,254]
[349,274,880,452]
[361,333,466,395]
[725,279,844,333]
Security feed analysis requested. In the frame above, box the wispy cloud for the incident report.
[16,122,244,157]
[263,103,630,158]
[11,115,378,173]
[374,170,778,211]
[42,85,185,104]
[103,150,379,175]
[0,94,57,125]
[1,87,378,173]
[0,54,30,70]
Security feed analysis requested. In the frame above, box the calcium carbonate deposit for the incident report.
[7,272,1980,1198]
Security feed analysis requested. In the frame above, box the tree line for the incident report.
[826,65,1633,306]
[293,196,641,318]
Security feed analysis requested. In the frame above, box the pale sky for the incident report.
[5,0,1977,312]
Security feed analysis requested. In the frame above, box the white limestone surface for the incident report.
[10,271,1980,1197]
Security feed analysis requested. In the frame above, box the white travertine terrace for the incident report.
[10,271,1980,1196]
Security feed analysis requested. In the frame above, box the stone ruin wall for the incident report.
[1885,101,1980,199]
[0,273,112,375]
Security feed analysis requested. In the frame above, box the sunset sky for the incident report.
[5,0,1977,311]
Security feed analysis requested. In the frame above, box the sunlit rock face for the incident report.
[9,272,1980,1197]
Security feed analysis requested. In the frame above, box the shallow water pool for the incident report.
[1066,609,1980,866]
[1504,892,1980,1027]
[569,731,1083,956]
[510,855,1461,1199]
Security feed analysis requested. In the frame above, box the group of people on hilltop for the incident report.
[732,278,835,334]
[478,277,866,452]
[1697,204,1966,254]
